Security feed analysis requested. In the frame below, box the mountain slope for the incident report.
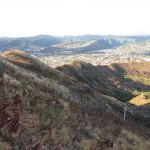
[57,61,150,102]
[1,50,126,111]
[0,50,150,149]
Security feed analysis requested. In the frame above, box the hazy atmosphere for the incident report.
[0,0,150,37]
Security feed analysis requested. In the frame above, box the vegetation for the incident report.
[124,75,150,85]
[144,92,150,100]
[0,50,150,149]
[114,89,135,102]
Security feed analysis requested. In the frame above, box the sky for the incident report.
[0,0,150,37]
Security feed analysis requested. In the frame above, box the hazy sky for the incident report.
[0,0,150,37]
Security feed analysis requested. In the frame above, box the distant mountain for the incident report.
[62,35,150,43]
[0,35,62,52]
[1,34,150,56]
[40,39,121,55]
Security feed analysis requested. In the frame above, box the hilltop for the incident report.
[0,50,150,149]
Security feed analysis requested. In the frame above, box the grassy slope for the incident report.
[57,61,150,102]
[0,50,150,149]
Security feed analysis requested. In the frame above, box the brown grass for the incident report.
[1,50,150,149]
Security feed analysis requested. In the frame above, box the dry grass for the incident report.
[130,94,150,106]
[118,62,150,78]
[0,140,12,150]
[1,49,27,57]
[114,129,150,150]
[1,50,150,149]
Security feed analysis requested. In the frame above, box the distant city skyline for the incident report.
[0,0,150,37]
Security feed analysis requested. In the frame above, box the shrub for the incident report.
[144,92,150,100]
[114,89,135,102]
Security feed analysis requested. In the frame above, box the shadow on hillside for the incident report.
[95,64,150,101]
[57,62,150,102]
[4,54,150,103]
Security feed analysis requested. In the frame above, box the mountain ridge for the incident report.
[1,34,150,54]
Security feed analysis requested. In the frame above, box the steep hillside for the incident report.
[57,61,150,102]
[1,50,126,113]
[0,50,150,150]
